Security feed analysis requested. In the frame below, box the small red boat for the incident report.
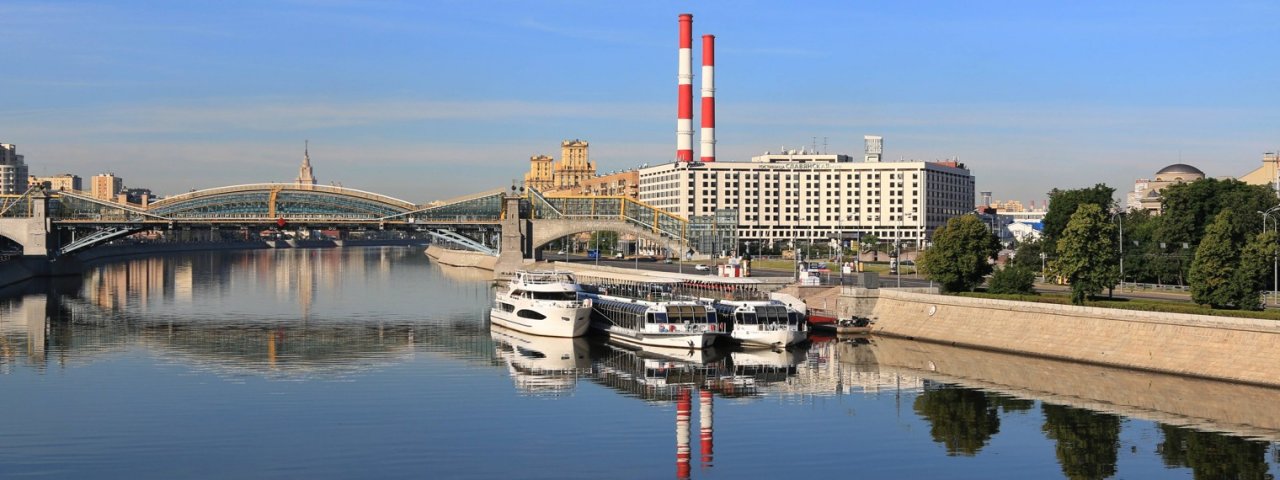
[806,308,837,327]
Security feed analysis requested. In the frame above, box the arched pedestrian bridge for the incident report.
[0,184,690,264]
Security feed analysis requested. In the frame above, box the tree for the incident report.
[1234,230,1278,310]
[1189,211,1253,308]
[1055,204,1119,305]
[988,264,1036,295]
[861,234,881,261]
[918,215,1000,292]
[1160,178,1272,249]
[1042,184,1115,252]
[1158,425,1273,480]
[1010,238,1045,272]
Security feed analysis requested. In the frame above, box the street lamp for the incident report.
[1111,211,1125,287]
[1258,206,1280,305]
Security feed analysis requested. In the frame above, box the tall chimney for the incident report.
[700,34,715,163]
[676,13,694,162]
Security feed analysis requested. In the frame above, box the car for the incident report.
[614,252,624,259]
[663,258,673,264]
[694,264,709,271]
[557,249,566,255]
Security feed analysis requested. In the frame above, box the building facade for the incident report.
[296,141,317,187]
[30,173,82,192]
[92,173,124,201]
[0,143,30,195]
[550,170,639,199]
[1129,163,1205,214]
[638,145,975,248]
[522,139,598,193]
[1238,151,1280,193]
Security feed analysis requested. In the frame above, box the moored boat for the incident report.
[581,293,726,349]
[490,270,592,338]
[708,300,808,349]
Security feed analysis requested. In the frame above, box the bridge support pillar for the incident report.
[0,191,53,257]
[495,193,532,278]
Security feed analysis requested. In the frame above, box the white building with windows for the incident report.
[0,143,30,195]
[638,137,975,249]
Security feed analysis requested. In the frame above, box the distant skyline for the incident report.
[2,1,1278,204]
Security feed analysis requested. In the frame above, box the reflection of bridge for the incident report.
[0,184,689,271]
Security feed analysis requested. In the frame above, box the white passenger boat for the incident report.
[581,293,726,349]
[708,300,807,349]
[490,270,591,338]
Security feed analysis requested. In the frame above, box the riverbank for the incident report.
[424,245,498,270]
[865,288,1280,388]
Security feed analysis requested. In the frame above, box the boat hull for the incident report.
[731,328,807,349]
[591,321,718,350]
[490,306,591,338]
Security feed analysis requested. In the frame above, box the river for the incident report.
[0,247,1277,479]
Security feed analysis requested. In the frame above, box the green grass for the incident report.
[959,291,1280,321]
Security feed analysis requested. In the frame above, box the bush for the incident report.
[987,265,1036,295]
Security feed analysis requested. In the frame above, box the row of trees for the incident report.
[921,178,1280,309]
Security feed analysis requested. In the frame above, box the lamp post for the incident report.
[1111,211,1125,287]
[1259,206,1280,305]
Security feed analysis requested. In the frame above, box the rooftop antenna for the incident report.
[823,137,828,154]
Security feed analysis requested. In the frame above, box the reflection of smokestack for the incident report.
[699,390,714,469]
[676,13,694,162]
[700,34,715,163]
[676,388,692,479]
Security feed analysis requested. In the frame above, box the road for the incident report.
[543,252,934,288]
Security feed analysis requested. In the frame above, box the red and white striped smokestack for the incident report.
[676,13,694,162]
[700,34,715,163]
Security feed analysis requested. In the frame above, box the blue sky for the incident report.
[2,0,1278,204]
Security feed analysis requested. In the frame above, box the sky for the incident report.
[2,0,1278,205]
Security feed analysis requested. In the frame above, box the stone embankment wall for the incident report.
[425,245,497,270]
[870,289,1280,388]
[868,337,1280,439]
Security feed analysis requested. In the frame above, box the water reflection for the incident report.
[4,250,1280,478]
[489,323,589,397]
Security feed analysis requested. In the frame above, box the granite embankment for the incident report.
[867,288,1280,388]
[424,245,497,270]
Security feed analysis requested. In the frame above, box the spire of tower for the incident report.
[296,140,317,187]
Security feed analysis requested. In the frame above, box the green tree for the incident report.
[1160,178,1272,249]
[1042,404,1121,480]
[1189,211,1253,308]
[1055,204,1119,305]
[861,234,881,262]
[1042,184,1115,252]
[987,264,1036,295]
[918,215,1000,292]
[1011,238,1045,272]
[1229,230,1276,310]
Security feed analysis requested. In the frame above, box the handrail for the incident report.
[149,183,419,210]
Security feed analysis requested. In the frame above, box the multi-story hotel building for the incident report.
[638,137,975,248]
[0,143,30,194]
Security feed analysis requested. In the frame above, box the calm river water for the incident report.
[1,247,1278,479]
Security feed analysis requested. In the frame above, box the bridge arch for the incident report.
[147,183,418,220]
[530,219,692,256]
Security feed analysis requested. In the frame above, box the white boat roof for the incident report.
[560,264,769,285]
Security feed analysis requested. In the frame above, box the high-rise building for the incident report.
[296,141,317,187]
[92,173,124,201]
[522,139,598,193]
[29,173,82,192]
[0,143,30,194]
[638,137,975,247]
[554,140,596,190]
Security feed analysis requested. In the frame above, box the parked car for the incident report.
[557,249,567,255]
[615,252,624,259]
[694,264,709,271]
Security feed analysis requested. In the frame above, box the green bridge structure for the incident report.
[0,183,691,274]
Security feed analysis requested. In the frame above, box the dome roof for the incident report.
[1156,163,1205,176]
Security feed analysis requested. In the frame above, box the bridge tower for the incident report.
[495,192,532,277]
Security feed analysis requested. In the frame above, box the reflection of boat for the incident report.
[582,293,725,349]
[489,323,590,396]
[490,270,591,338]
[707,300,807,348]
[587,340,729,401]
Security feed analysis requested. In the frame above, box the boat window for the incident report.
[652,312,668,323]
[499,303,515,313]
[738,313,757,324]
[530,291,578,301]
[516,310,547,320]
